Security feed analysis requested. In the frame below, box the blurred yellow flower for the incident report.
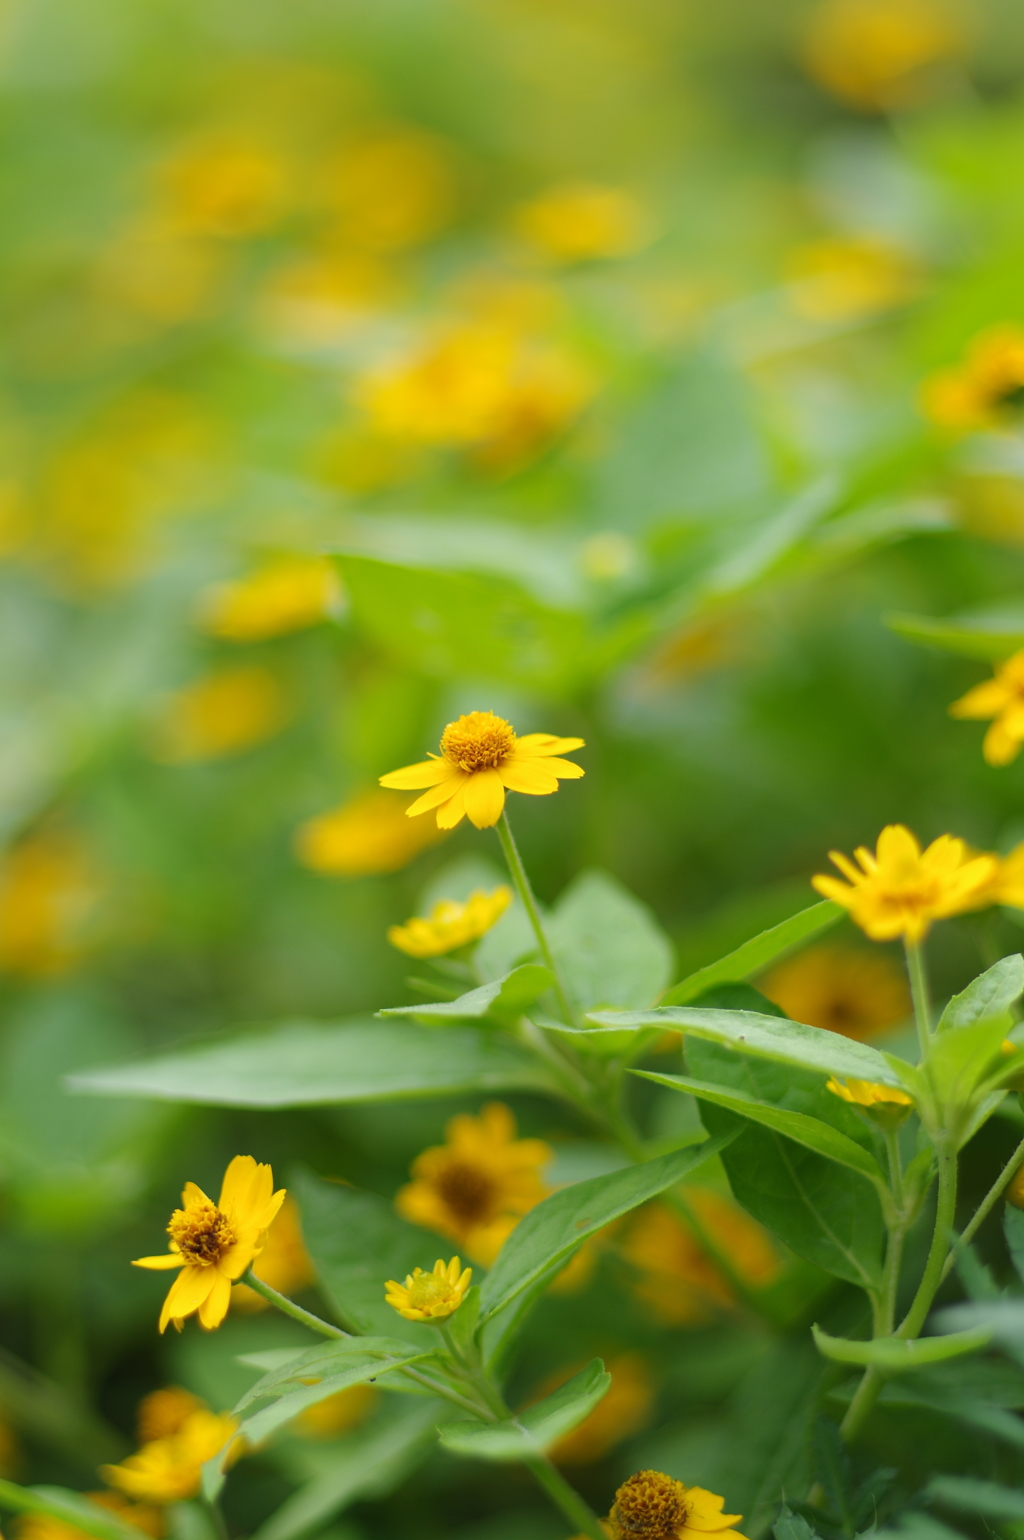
[396,1103,551,1266]
[515,182,650,263]
[154,135,288,239]
[826,1076,913,1109]
[950,651,1024,765]
[256,250,395,347]
[94,224,225,329]
[295,1384,377,1439]
[0,1414,18,1478]
[608,1471,748,1540]
[922,327,1024,433]
[0,831,102,978]
[133,1155,286,1333]
[385,1256,472,1322]
[760,944,910,1040]
[0,479,29,557]
[547,1354,653,1465]
[785,238,922,322]
[387,886,512,958]
[812,824,997,942]
[622,1194,779,1326]
[294,789,448,877]
[136,1387,205,1444]
[102,1409,240,1503]
[987,841,1024,909]
[232,1195,315,1311]
[801,0,964,112]
[149,666,288,764]
[1008,1162,1024,1209]
[17,1494,163,1540]
[380,711,584,831]
[320,128,457,251]
[198,557,341,642]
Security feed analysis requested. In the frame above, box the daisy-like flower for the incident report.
[607,1469,748,1540]
[922,326,1024,433]
[949,651,1024,766]
[384,1256,472,1322]
[387,886,511,957]
[102,1407,240,1503]
[379,711,584,831]
[812,824,997,943]
[826,1076,913,1110]
[133,1155,286,1332]
[396,1103,551,1265]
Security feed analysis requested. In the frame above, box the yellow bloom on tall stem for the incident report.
[950,651,1024,766]
[608,1470,749,1540]
[102,1408,240,1503]
[385,1256,472,1322]
[133,1156,286,1332]
[379,711,584,830]
[812,824,997,942]
[388,886,511,957]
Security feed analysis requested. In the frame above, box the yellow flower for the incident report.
[387,886,512,958]
[380,711,584,831]
[17,1494,163,1540]
[514,182,650,263]
[136,1387,205,1443]
[153,134,287,239]
[293,789,449,877]
[0,831,101,977]
[319,127,457,252]
[198,558,342,642]
[801,0,963,112]
[384,1256,472,1322]
[826,1077,913,1109]
[622,1194,779,1326]
[784,237,922,323]
[608,1470,749,1540]
[812,824,998,942]
[1008,1162,1024,1209]
[133,1155,286,1332]
[396,1103,551,1266]
[295,1384,377,1439]
[987,841,1024,909]
[922,327,1024,433]
[760,944,910,1040]
[149,666,288,764]
[232,1195,315,1311]
[102,1409,240,1503]
[547,1355,653,1466]
[950,651,1024,766]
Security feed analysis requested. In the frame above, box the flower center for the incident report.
[168,1199,236,1265]
[434,1159,499,1226]
[610,1471,689,1540]
[440,712,516,772]
[407,1273,454,1311]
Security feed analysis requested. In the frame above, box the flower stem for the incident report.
[522,1450,607,1540]
[905,940,932,1060]
[240,1269,350,1337]
[496,811,576,1026]
[939,1130,1024,1287]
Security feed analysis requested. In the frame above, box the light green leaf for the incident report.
[887,606,1024,661]
[925,1476,1024,1521]
[939,956,1024,1031]
[67,1020,557,1106]
[438,1360,610,1461]
[0,1482,143,1540]
[925,1016,1011,1124]
[378,965,553,1024]
[634,1070,887,1187]
[812,1324,991,1371]
[237,1349,307,1374]
[479,1132,735,1324]
[548,870,675,1012]
[234,1339,435,1445]
[661,901,842,1006]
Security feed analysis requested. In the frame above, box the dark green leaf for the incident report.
[1004,1205,1024,1286]
[378,965,553,1024]
[438,1360,610,1461]
[812,1416,851,1533]
[773,1506,820,1540]
[662,902,842,1007]
[925,1476,1024,1521]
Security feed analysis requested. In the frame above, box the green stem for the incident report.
[838,1365,883,1445]
[522,1450,608,1540]
[899,1139,957,1340]
[939,1130,1024,1287]
[496,812,576,1026]
[905,940,932,1061]
[202,1497,230,1540]
[240,1270,349,1337]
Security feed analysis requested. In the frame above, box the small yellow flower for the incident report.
[0,830,101,977]
[988,841,1024,909]
[319,127,457,253]
[547,1355,653,1466]
[608,1470,749,1540]
[922,327,1024,434]
[294,788,449,877]
[136,1387,205,1443]
[950,651,1024,766]
[102,1409,240,1504]
[198,557,342,642]
[396,1103,551,1266]
[384,1256,472,1322]
[514,182,650,263]
[232,1194,315,1312]
[622,1193,779,1326]
[801,0,963,113]
[154,134,287,239]
[149,666,288,764]
[380,711,584,831]
[295,1384,377,1439]
[17,1494,163,1540]
[133,1155,286,1332]
[812,824,998,942]
[826,1077,913,1110]
[761,944,910,1040]
[784,237,921,323]
[1008,1163,1024,1209]
[387,886,512,958]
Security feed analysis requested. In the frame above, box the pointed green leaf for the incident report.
[812,1324,991,1371]
[0,1484,144,1540]
[378,965,553,1023]
[662,902,842,1006]
[939,956,1024,1031]
[886,607,1024,661]
[1005,1206,1024,1286]
[925,1476,1024,1521]
[438,1360,610,1461]
[547,870,674,1011]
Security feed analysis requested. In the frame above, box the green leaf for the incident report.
[939,956,1024,1030]
[378,965,554,1024]
[67,1020,558,1106]
[1004,1205,1024,1286]
[444,1286,482,1358]
[812,1324,991,1371]
[0,1482,143,1540]
[925,1476,1024,1521]
[774,1506,820,1540]
[886,606,1024,661]
[479,1132,735,1324]
[935,1299,1024,1357]
[924,1016,1011,1126]
[547,870,675,1011]
[438,1360,610,1461]
[634,1070,887,1187]
[662,902,842,1006]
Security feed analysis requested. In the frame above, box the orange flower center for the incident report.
[168,1199,235,1265]
[440,712,516,771]
[434,1159,499,1226]
[610,1471,689,1540]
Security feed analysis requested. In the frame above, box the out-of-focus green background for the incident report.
[6,0,1024,1534]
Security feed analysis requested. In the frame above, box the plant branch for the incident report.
[522,1450,607,1540]
[240,1270,350,1337]
[939,1130,1024,1286]
[905,940,932,1060]
[496,812,576,1026]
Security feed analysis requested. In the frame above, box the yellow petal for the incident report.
[406,774,467,818]
[218,1154,260,1213]
[876,824,921,866]
[985,718,1024,766]
[514,734,585,756]
[182,1180,213,1207]
[463,768,506,829]
[437,785,468,829]
[949,679,1012,719]
[133,1253,187,1270]
[811,875,855,906]
[541,757,585,779]
[380,759,455,790]
[198,1272,233,1329]
[682,1489,744,1533]
[159,1266,218,1332]
[498,760,560,794]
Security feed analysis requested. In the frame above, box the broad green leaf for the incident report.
[67,1020,558,1106]
[686,1037,885,1288]
[935,1299,1024,1358]
[925,1476,1024,1521]
[547,870,675,1012]
[1004,1205,1024,1286]
[886,607,1024,661]
[812,1324,991,1371]
[634,1070,887,1188]
[587,1004,907,1087]
[661,901,842,1006]
[773,1506,819,1540]
[378,965,553,1024]
[925,1016,1010,1124]
[0,1482,142,1540]
[444,1286,482,1358]
[479,1132,735,1324]
[237,1350,306,1373]
[438,1360,610,1461]
[939,956,1024,1030]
